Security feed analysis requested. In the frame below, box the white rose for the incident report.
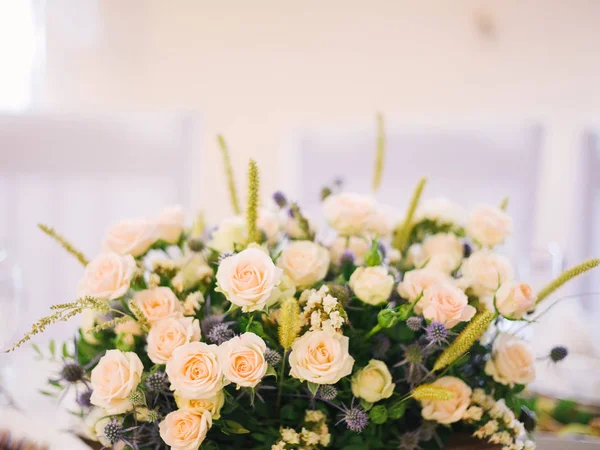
[397,268,452,302]
[420,376,472,424]
[460,250,514,297]
[90,350,144,414]
[323,192,375,236]
[416,283,476,329]
[103,218,158,257]
[155,205,185,244]
[415,197,465,226]
[467,205,513,247]
[216,247,283,312]
[147,317,201,364]
[133,287,183,324]
[351,359,395,403]
[349,266,394,306]
[219,332,268,388]
[286,211,316,239]
[329,236,370,266]
[495,281,535,319]
[409,233,463,273]
[289,330,354,385]
[277,241,330,288]
[485,334,535,386]
[159,410,212,450]
[77,253,136,300]
[258,209,282,244]
[366,204,395,236]
[208,216,247,253]
[175,390,225,420]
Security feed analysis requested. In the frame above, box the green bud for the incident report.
[388,400,407,420]
[365,239,383,267]
[320,186,333,201]
[377,309,398,328]
[396,304,413,321]
[369,405,388,424]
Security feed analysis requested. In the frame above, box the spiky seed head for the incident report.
[103,419,123,444]
[188,239,205,252]
[61,362,85,383]
[265,348,282,366]
[76,389,92,408]
[405,343,423,364]
[145,372,169,392]
[425,321,449,345]
[342,407,368,432]
[399,431,421,450]
[327,284,350,303]
[207,323,234,345]
[273,191,288,208]
[412,384,456,401]
[147,409,160,423]
[128,390,145,406]
[318,385,338,401]
[406,316,423,332]
[550,346,568,362]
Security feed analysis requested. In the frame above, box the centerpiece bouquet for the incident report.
[9,120,599,450]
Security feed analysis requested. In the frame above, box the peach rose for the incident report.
[495,281,535,319]
[460,250,514,297]
[166,341,225,397]
[207,216,247,253]
[366,204,394,236]
[323,192,375,236]
[420,376,472,424]
[175,390,225,420]
[216,247,283,312]
[90,350,144,414]
[329,236,370,266]
[155,205,185,244]
[349,266,394,306]
[77,252,136,300]
[159,410,212,450]
[485,334,535,386]
[467,205,513,247]
[133,287,183,324]
[277,241,330,288]
[289,330,354,384]
[219,332,268,388]
[351,359,395,403]
[114,318,143,347]
[409,233,463,273]
[397,268,452,302]
[103,218,158,257]
[417,283,476,329]
[147,317,201,364]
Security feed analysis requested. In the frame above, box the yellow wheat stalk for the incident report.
[392,177,427,251]
[411,384,456,401]
[246,159,260,244]
[372,112,386,192]
[217,135,241,215]
[128,299,150,332]
[536,258,600,305]
[38,224,88,266]
[278,298,301,350]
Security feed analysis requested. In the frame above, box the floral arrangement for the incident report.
[9,123,600,450]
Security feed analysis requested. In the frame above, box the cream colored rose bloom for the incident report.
[460,250,514,297]
[133,287,183,324]
[114,319,143,347]
[349,266,394,306]
[495,281,535,319]
[416,283,476,329]
[467,205,513,247]
[329,236,370,266]
[208,216,247,253]
[90,350,144,414]
[485,334,535,386]
[77,252,136,300]
[155,205,185,244]
[410,233,463,273]
[216,247,283,312]
[175,390,225,420]
[351,359,395,403]
[147,317,201,364]
[420,376,472,424]
[80,309,102,344]
[103,218,158,257]
[277,240,330,288]
[219,332,268,388]
[289,330,354,384]
[366,204,394,236]
[286,211,316,239]
[258,209,282,244]
[397,268,452,302]
[323,192,375,236]
[166,342,225,397]
[415,197,465,226]
[159,409,212,450]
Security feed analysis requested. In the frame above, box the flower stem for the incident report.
[365,324,383,339]
[276,350,288,408]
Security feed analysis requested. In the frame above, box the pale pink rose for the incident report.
[329,236,370,266]
[77,252,136,300]
[207,216,247,253]
[349,266,394,306]
[289,330,354,385]
[495,281,535,319]
[460,250,514,297]
[420,376,472,424]
[323,193,375,236]
[155,205,185,244]
[258,209,282,244]
[216,247,283,312]
[114,319,143,347]
[397,268,452,302]
[166,341,225,398]
[175,390,225,419]
[159,409,212,450]
[219,332,268,388]
[278,241,330,288]
[90,350,144,414]
[133,287,183,324]
[410,233,463,273]
[467,205,513,247]
[417,283,476,328]
[485,334,536,386]
[147,317,201,364]
[103,218,158,257]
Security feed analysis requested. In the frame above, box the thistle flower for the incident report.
[145,372,169,393]
[60,362,85,383]
[406,316,423,332]
[317,385,338,401]
[278,297,301,350]
[425,322,451,347]
[338,405,368,432]
[550,346,568,363]
[265,348,282,366]
[273,191,287,208]
[76,388,92,408]
[396,343,431,386]
[398,431,422,450]
[207,323,234,345]
[411,384,456,401]
[188,238,205,252]
[128,390,145,406]
[102,419,124,445]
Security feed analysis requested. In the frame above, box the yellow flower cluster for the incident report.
[271,410,331,450]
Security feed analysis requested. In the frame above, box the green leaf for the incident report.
[360,398,373,411]
[49,340,56,358]
[369,405,388,424]
[222,420,250,434]
[388,400,407,420]
[32,343,43,357]
[265,365,277,379]
[62,342,70,358]
[307,381,320,397]
[39,390,56,397]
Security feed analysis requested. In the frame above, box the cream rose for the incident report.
[175,390,225,420]
[351,359,395,403]
[329,236,370,266]
[258,209,282,244]
[323,192,375,236]
[216,247,283,312]
[397,268,452,302]
[289,330,354,385]
[349,266,394,306]
[417,283,476,329]
[90,350,144,414]
[485,334,535,386]
[159,409,212,450]
[495,281,535,319]
[420,376,472,424]
[366,204,394,236]
[155,205,185,244]
[166,341,225,397]
[219,332,268,388]
[409,233,463,273]
[77,252,136,300]
[133,287,183,324]
[460,250,514,297]
[277,240,330,288]
[114,319,143,348]
[286,211,316,239]
[415,197,465,226]
[207,216,247,253]
[467,205,513,247]
[147,317,201,364]
[103,218,158,257]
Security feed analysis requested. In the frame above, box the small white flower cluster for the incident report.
[300,286,346,333]
[271,409,331,450]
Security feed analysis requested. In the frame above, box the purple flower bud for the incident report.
[340,249,355,266]
[272,191,287,208]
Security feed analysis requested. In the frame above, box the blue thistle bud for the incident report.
[341,407,368,432]
[128,390,145,406]
[463,241,473,258]
[76,388,92,408]
[399,431,421,450]
[218,252,234,263]
[550,346,568,362]
[425,321,449,346]
[272,191,288,208]
[145,372,169,392]
[265,348,282,366]
[317,385,338,401]
[103,419,123,444]
[406,316,423,332]
[207,323,234,345]
[61,362,85,383]
[147,409,160,423]
[404,343,423,364]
